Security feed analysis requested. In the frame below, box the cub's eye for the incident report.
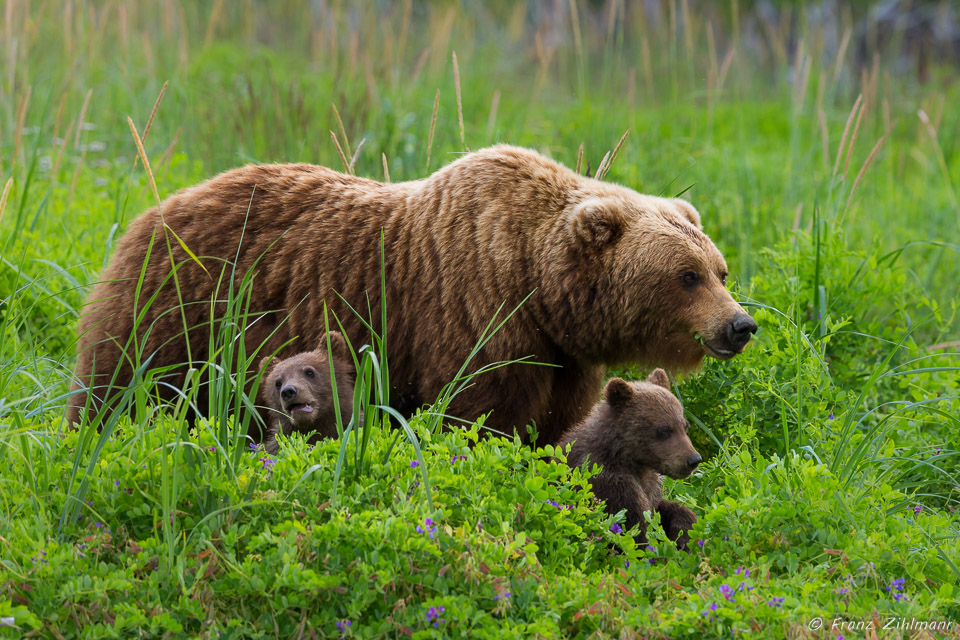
[720,272,728,286]
[681,271,699,287]
[656,425,672,440]
[304,368,315,378]
[274,379,282,389]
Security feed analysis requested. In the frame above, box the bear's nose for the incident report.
[280,384,298,401]
[727,314,758,347]
[687,453,703,469]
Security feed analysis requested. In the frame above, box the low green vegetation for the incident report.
[1,2,958,637]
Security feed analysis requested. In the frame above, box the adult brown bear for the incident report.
[68,145,755,444]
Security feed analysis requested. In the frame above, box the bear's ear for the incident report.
[604,377,634,406]
[569,198,627,249]
[258,355,273,376]
[646,368,671,390]
[319,331,350,361]
[671,198,702,229]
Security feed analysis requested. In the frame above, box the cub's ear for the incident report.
[646,368,671,390]
[258,355,274,376]
[671,198,701,229]
[319,331,350,361]
[569,198,627,249]
[604,377,634,406]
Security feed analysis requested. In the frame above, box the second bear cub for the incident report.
[260,332,357,454]
[558,369,701,549]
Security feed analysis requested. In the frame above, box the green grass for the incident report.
[1,2,959,637]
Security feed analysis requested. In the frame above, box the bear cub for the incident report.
[558,369,701,549]
[260,332,358,454]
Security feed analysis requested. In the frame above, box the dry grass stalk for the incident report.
[595,151,611,180]
[598,129,629,180]
[348,138,366,174]
[486,89,500,141]
[330,131,350,174]
[569,0,584,77]
[576,143,583,175]
[382,153,390,183]
[843,95,866,180]
[0,177,13,224]
[331,103,352,160]
[132,80,169,171]
[452,51,468,151]
[832,27,852,82]
[74,88,93,150]
[203,0,226,48]
[833,94,862,177]
[846,122,895,211]
[411,47,431,85]
[426,88,440,170]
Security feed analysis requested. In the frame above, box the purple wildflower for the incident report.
[209,446,216,452]
[828,411,835,420]
[249,441,259,452]
[610,523,623,534]
[913,504,922,515]
[259,457,275,471]
[701,602,719,617]
[410,460,419,468]
[417,518,438,538]
[114,480,120,486]
[335,619,351,635]
[767,597,784,607]
[734,566,749,578]
[719,584,735,601]
[697,539,705,549]
[426,605,446,627]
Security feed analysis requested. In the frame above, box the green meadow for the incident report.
[1,2,958,637]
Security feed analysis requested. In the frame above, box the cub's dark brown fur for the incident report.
[68,145,755,444]
[260,332,357,454]
[558,369,701,548]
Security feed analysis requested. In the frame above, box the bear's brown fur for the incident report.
[68,145,755,444]
[558,369,700,548]
[260,331,357,455]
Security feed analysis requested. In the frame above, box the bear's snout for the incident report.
[280,384,298,402]
[726,313,757,349]
[686,453,703,469]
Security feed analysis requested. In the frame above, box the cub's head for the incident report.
[260,332,354,434]
[601,369,702,479]
[552,187,756,371]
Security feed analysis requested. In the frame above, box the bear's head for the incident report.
[602,369,702,479]
[260,331,355,436]
[543,187,757,372]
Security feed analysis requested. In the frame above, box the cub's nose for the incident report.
[280,384,298,401]
[687,454,703,470]
[727,314,758,348]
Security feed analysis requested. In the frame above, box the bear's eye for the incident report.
[304,367,315,378]
[274,379,282,389]
[656,425,672,440]
[681,271,699,288]
[720,272,728,286]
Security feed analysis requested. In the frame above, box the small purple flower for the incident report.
[249,442,259,452]
[410,460,419,468]
[913,504,922,515]
[259,457,276,471]
[426,605,446,627]
[94,521,104,529]
[209,446,216,452]
[335,619,351,635]
[767,596,784,607]
[610,523,623,534]
[701,602,719,616]
[828,411,835,420]
[697,539,705,549]
[624,560,630,568]
[416,518,438,538]
[719,584,735,601]
[838,587,849,594]
[734,566,749,578]
[114,480,121,486]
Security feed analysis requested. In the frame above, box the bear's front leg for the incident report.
[656,500,698,551]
